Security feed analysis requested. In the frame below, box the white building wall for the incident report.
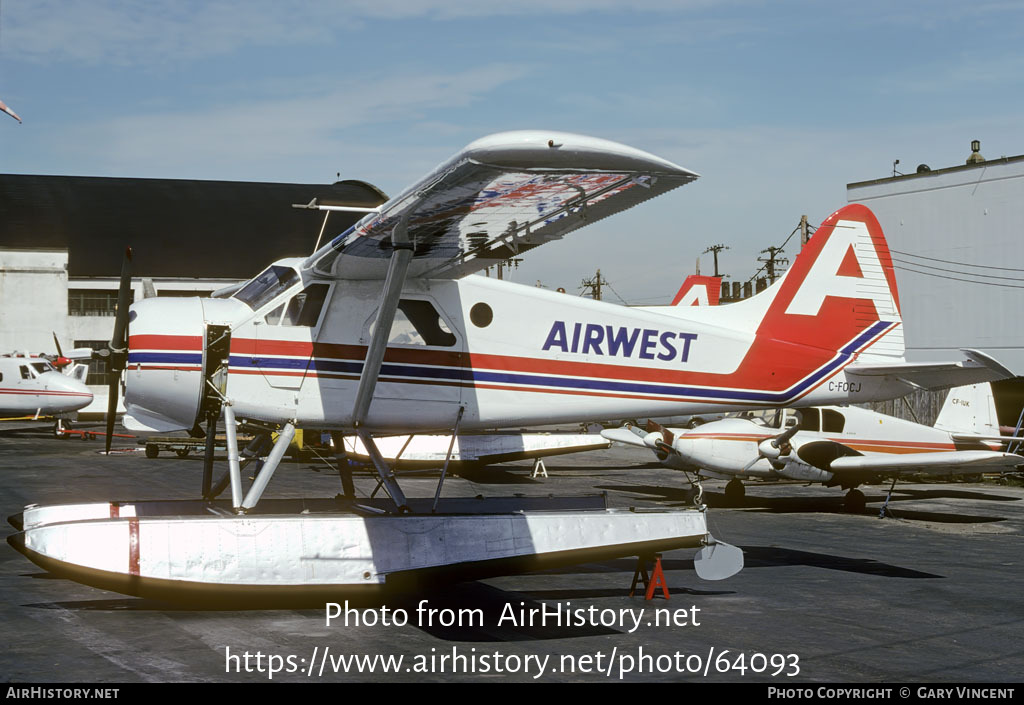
[0,249,69,353]
[848,158,1024,374]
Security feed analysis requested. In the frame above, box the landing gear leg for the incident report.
[878,477,898,519]
[201,412,217,500]
[356,427,410,513]
[240,422,296,511]
[330,431,356,499]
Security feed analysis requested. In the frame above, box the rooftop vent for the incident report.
[966,139,985,165]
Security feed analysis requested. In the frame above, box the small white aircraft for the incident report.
[0,353,93,423]
[338,431,610,471]
[10,130,1013,601]
[604,383,1023,512]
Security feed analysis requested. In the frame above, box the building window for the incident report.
[68,289,134,316]
[74,340,109,385]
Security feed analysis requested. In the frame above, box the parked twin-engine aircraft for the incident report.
[10,130,1012,601]
[0,354,92,421]
[604,383,1023,512]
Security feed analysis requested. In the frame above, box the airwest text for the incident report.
[542,322,698,362]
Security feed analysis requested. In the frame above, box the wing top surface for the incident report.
[830,450,1023,475]
[304,131,698,280]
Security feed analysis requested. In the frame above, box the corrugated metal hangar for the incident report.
[847,142,1024,429]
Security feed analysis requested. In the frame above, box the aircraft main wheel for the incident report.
[145,444,159,459]
[724,478,746,505]
[176,448,190,457]
[844,489,866,514]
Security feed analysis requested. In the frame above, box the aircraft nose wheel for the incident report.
[683,482,705,507]
[724,478,745,505]
[843,488,866,514]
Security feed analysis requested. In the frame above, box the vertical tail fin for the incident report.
[934,383,1001,435]
[757,203,904,361]
[671,275,721,306]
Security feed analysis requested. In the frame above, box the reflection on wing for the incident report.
[305,131,698,280]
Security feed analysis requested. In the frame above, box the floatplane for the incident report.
[8,131,1011,604]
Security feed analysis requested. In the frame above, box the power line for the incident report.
[890,248,1024,272]
[894,265,1024,290]
[890,257,1024,282]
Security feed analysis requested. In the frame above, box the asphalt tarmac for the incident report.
[2,422,1022,684]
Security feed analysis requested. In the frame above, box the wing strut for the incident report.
[350,204,422,513]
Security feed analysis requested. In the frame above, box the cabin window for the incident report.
[370,299,457,347]
[281,284,330,327]
[822,409,846,433]
[799,408,821,432]
[234,265,299,311]
[264,304,285,325]
[20,365,32,380]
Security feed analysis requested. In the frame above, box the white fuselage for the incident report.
[0,357,94,418]
[124,268,907,434]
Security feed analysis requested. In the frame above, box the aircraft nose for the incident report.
[123,297,207,433]
[42,372,93,412]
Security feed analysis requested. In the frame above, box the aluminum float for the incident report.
[7,499,735,606]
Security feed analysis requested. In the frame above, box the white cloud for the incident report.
[4,0,730,66]
[50,64,533,182]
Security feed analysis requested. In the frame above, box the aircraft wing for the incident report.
[830,450,1023,476]
[601,427,651,448]
[950,433,1024,446]
[304,131,698,280]
[844,349,1014,391]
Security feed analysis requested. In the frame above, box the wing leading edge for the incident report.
[304,131,698,280]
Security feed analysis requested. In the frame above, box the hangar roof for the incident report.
[0,174,389,279]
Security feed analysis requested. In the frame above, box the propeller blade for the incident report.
[776,417,802,445]
[104,377,119,454]
[102,247,133,455]
[109,247,133,357]
[52,332,64,357]
[645,418,675,445]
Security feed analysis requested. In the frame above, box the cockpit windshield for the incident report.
[233,265,300,311]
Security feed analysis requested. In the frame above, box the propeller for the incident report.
[632,419,678,459]
[93,247,133,454]
[741,415,802,472]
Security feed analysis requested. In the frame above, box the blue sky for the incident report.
[1,1,1022,302]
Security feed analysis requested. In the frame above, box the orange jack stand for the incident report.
[629,553,670,600]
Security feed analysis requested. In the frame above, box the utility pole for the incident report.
[580,269,608,301]
[490,258,522,280]
[799,215,810,249]
[758,246,789,284]
[703,244,729,277]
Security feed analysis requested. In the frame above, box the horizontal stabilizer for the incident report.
[845,349,1013,391]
